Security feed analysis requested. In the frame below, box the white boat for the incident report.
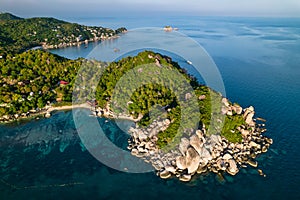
[187,60,193,65]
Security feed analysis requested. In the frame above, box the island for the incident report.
[163,25,179,32]
[0,13,272,182]
[0,13,127,55]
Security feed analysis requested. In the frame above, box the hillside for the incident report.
[0,50,82,115]
[0,13,127,55]
[0,12,22,20]
[0,50,244,146]
[94,51,243,146]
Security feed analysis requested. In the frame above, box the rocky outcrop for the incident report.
[223,153,233,160]
[227,159,239,175]
[189,134,203,155]
[45,112,51,118]
[244,106,255,126]
[222,99,244,116]
[179,174,192,182]
[179,138,190,156]
[210,134,222,146]
[232,104,243,115]
[186,147,201,174]
[127,98,272,182]
[138,131,148,141]
[216,159,227,171]
[176,156,187,170]
[222,98,230,107]
[199,146,212,162]
[247,160,258,167]
[165,165,176,173]
[159,170,171,179]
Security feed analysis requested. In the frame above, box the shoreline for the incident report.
[41,35,121,50]
[0,99,273,183]
[0,102,138,124]
[28,30,128,53]
[127,102,272,182]
[47,103,91,113]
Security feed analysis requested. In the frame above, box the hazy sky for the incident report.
[1,0,300,17]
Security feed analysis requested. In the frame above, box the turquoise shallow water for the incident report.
[1,16,300,199]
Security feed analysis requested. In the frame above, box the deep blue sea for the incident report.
[1,16,300,199]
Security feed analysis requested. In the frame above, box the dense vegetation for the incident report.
[95,51,243,147]
[0,13,126,55]
[0,49,244,146]
[0,50,81,115]
[0,12,22,20]
[221,114,244,143]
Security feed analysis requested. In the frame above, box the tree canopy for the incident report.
[0,13,127,55]
[0,49,244,146]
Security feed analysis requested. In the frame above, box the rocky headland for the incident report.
[126,98,272,181]
[0,49,273,182]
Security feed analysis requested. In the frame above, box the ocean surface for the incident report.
[1,16,300,199]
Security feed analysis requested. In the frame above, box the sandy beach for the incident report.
[46,103,91,113]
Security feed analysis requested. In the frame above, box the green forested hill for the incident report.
[0,50,243,145]
[0,13,126,55]
[95,51,243,146]
[0,50,82,114]
[0,12,22,20]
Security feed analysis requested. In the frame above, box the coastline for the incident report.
[127,101,272,182]
[0,13,297,198]
[47,103,91,113]
[0,98,273,182]
[41,35,121,50]
[0,103,88,124]
[0,42,273,182]
[0,102,137,124]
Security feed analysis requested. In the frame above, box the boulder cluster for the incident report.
[128,98,272,182]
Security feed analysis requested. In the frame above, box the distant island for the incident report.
[163,25,179,32]
[0,13,127,55]
[0,13,272,182]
